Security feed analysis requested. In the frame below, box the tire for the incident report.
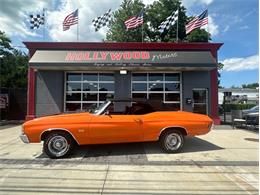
[43,132,74,159]
[160,130,184,153]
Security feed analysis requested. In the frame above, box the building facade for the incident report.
[24,42,223,124]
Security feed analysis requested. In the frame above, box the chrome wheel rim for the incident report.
[48,135,70,157]
[165,133,182,151]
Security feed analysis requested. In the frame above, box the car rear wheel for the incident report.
[160,130,184,153]
[43,132,74,158]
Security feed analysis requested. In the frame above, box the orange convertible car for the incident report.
[20,100,213,158]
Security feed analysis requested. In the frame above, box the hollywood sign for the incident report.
[65,51,150,61]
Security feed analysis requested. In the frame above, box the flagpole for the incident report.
[176,8,179,43]
[77,9,79,41]
[207,9,209,42]
[141,10,144,43]
[142,24,144,43]
[43,8,46,41]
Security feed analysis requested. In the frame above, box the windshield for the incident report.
[90,101,111,115]
[250,105,259,112]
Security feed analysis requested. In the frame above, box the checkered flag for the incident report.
[29,13,44,29]
[92,9,111,32]
[158,10,178,34]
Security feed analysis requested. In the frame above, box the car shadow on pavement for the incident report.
[36,136,223,160]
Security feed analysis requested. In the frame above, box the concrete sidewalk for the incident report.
[0,125,258,194]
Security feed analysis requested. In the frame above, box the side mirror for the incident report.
[105,110,110,115]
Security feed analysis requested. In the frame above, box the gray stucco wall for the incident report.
[182,71,211,115]
[35,70,64,117]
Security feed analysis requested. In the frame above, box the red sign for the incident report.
[65,51,150,61]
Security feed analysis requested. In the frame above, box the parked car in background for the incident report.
[242,105,259,126]
[242,105,259,117]
[20,100,213,159]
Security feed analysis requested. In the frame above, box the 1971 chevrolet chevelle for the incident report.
[20,100,213,158]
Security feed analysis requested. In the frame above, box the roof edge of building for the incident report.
[23,41,223,51]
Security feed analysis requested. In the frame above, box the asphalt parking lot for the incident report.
[0,125,258,195]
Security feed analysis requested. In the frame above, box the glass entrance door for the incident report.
[192,88,208,115]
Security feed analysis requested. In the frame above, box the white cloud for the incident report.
[0,0,52,38]
[221,55,259,72]
[47,0,122,42]
[223,25,229,32]
[1,0,219,42]
[143,0,157,5]
[239,25,249,30]
[201,15,219,37]
[181,0,213,8]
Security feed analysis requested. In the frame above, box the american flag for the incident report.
[186,10,208,34]
[63,9,78,31]
[124,10,144,30]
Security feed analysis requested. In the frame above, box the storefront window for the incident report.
[165,83,180,91]
[67,83,81,91]
[148,83,163,91]
[132,83,147,91]
[132,73,147,81]
[99,83,114,91]
[165,73,180,81]
[83,83,98,91]
[132,73,181,110]
[83,73,98,81]
[67,73,81,81]
[65,73,114,111]
[149,73,163,82]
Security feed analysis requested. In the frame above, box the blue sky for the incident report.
[1,0,259,88]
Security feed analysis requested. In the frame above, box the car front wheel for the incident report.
[160,130,184,153]
[43,132,74,158]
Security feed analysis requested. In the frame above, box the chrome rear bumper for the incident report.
[20,134,29,143]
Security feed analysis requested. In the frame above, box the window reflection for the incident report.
[67,83,81,91]
[99,93,114,101]
[165,83,180,91]
[165,73,180,81]
[99,83,114,91]
[83,73,98,81]
[132,83,147,91]
[132,93,147,99]
[165,93,180,101]
[132,73,147,81]
[149,73,163,82]
[149,83,163,91]
[66,93,81,101]
[67,73,81,81]
[83,83,98,91]
[99,73,114,81]
[149,93,164,100]
[66,73,114,111]
[82,93,98,101]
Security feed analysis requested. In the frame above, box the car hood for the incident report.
[24,112,93,126]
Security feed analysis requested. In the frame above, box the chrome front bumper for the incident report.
[20,134,29,143]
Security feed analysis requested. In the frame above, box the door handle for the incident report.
[134,118,143,124]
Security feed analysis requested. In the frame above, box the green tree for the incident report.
[0,31,12,54]
[145,0,187,42]
[106,0,146,42]
[241,83,259,89]
[106,0,211,42]
[217,62,224,87]
[186,29,211,42]
[0,31,28,88]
